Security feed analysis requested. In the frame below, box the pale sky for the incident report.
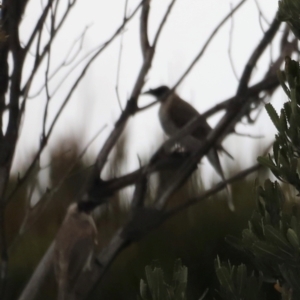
[13,0,284,193]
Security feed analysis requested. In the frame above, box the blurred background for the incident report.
[5,0,291,299]
[7,135,276,299]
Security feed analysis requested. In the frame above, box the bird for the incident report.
[143,85,234,211]
[54,203,98,300]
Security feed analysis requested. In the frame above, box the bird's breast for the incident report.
[158,103,202,152]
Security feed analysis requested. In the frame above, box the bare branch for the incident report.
[173,0,247,91]
[140,0,150,58]
[24,0,53,53]
[236,15,281,95]
[115,0,129,111]
[228,3,239,81]
[254,0,270,27]
[42,3,55,141]
[131,171,148,208]
[152,0,177,47]
[28,24,92,99]
[22,0,77,98]
[202,74,279,119]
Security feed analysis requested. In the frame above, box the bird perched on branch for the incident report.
[143,85,234,211]
[54,203,98,300]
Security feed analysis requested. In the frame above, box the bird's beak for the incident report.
[142,89,153,95]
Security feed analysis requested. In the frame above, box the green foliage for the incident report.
[258,58,300,193]
[214,3,300,297]
[217,56,300,299]
[215,258,263,300]
[226,179,300,299]
[278,0,300,40]
[138,259,188,300]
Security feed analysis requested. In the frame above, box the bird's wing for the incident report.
[168,96,211,140]
[169,95,234,159]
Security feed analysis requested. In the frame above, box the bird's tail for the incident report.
[207,149,235,211]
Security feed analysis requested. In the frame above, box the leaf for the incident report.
[277,70,291,97]
[173,259,188,300]
[273,140,280,164]
[265,103,281,132]
[252,241,283,261]
[264,225,293,256]
[257,156,278,171]
[286,228,299,250]
[215,266,235,294]
[242,228,259,247]
[236,264,247,295]
[145,265,166,300]
[280,109,288,132]
[140,279,150,300]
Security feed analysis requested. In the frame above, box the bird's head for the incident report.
[142,85,171,101]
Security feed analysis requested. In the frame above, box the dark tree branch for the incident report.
[0,0,27,295]
[140,0,150,58]
[24,0,53,53]
[236,15,281,95]
[202,74,279,119]
[73,159,264,299]
[152,0,177,47]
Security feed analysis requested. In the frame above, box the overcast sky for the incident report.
[13,0,283,192]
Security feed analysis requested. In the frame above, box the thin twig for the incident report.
[202,74,279,119]
[152,0,177,47]
[7,1,142,205]
[254,0,270,28]
[115,0,128,111]
[37,44,101,99]
[236,15,281,95]
[173,0,247,91]
[140,0,150,58]
[24,0,54,53]
[42,2,55,143]
[233,131,264,139]
[28,24,92,99]
[228,3,239,81]
[22,0,77,98]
